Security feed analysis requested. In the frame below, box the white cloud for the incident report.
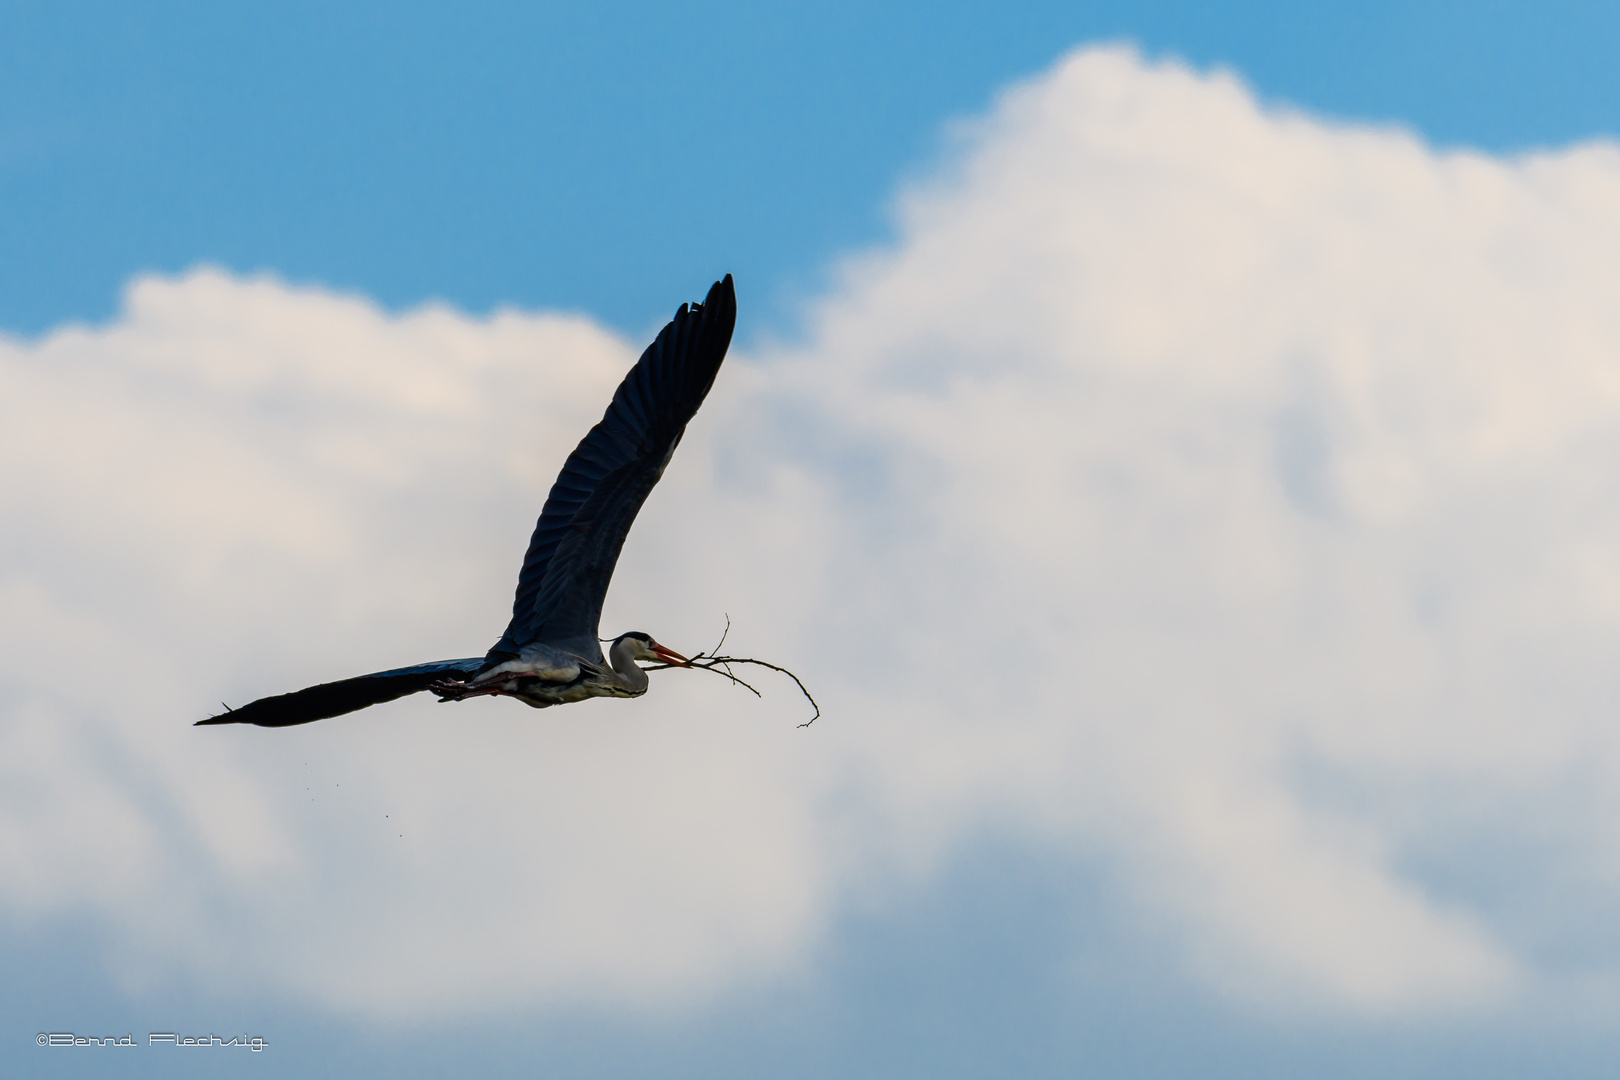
[7,45,1620,1020]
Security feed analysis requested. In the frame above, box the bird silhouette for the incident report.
[198,275,736,728]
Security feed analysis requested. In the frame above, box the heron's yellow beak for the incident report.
[652,642,692,667]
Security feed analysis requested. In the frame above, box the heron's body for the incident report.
[439,634,664,708]
[198,276,735,728]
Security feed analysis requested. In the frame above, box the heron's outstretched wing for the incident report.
[195,658,485,727]
[484,275,736,665]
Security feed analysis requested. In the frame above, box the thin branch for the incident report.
[710,614,731,657]
[645,616,819,726]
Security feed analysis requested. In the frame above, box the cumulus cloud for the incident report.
[7,45,1620,1020]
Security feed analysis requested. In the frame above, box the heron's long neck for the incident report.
[607,638,650,693]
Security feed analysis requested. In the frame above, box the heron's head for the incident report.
[613,631,691,667]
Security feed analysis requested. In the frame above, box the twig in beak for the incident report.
[643,615,819,726]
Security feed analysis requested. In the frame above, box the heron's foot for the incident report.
[430,675,539,702]
[429,678,492,702]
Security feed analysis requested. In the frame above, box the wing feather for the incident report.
[195,658,484,728]
[484,275,736,663]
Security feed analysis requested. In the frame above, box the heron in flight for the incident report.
[198,275,736,728]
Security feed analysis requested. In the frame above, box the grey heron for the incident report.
[197,275,736,728]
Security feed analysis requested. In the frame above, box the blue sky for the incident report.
[11,4,1620,1079]
[4,0,1620,338]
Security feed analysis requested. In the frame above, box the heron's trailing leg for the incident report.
[429,677,516,702]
